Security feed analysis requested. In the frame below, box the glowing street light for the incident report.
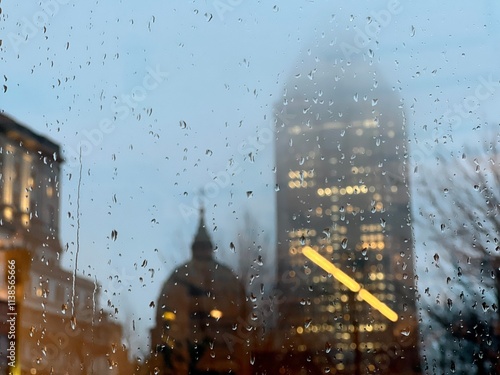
[358,289,398,322]
[302,246,361,293]
[302,246,398,322]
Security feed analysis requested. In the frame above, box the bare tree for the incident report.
[236,209,275,349]
[415,134,500,374]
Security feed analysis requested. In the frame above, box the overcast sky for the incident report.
[1,0,500,355]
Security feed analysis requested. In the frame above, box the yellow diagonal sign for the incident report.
[302,246,398,322]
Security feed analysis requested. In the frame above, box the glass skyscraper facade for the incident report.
[274,51,421,373]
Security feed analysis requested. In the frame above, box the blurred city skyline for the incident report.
[1,1,500,356]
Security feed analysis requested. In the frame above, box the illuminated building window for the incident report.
[4,206,13,220]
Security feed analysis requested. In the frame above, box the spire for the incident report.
[191,206,213,260]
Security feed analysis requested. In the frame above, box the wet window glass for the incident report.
[1,2,499,374]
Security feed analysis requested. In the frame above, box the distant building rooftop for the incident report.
[0,112,62,161]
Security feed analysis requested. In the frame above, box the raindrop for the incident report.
[111,230,118,241]
[305,318,312,328]
[256,255,264,266]
[274,184,280,192]
[300,235,306,245]
[353,93,358,102]
[380,218,386,228]
[179,120,187,129]
[230,242,236,252]
[341,238,348,249]
[246,191,253,198]
[400,328,410,336]
[325,341,332,353]
[371,98,378,106]
[410,25,415,37]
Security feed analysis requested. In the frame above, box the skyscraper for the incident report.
[274,47,421,374]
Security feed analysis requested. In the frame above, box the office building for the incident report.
[0,113,130,374]
[274,50,421,374]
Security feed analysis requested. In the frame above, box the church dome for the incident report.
[151,209,250,374]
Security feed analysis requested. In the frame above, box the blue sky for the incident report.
[1,0,500,355]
